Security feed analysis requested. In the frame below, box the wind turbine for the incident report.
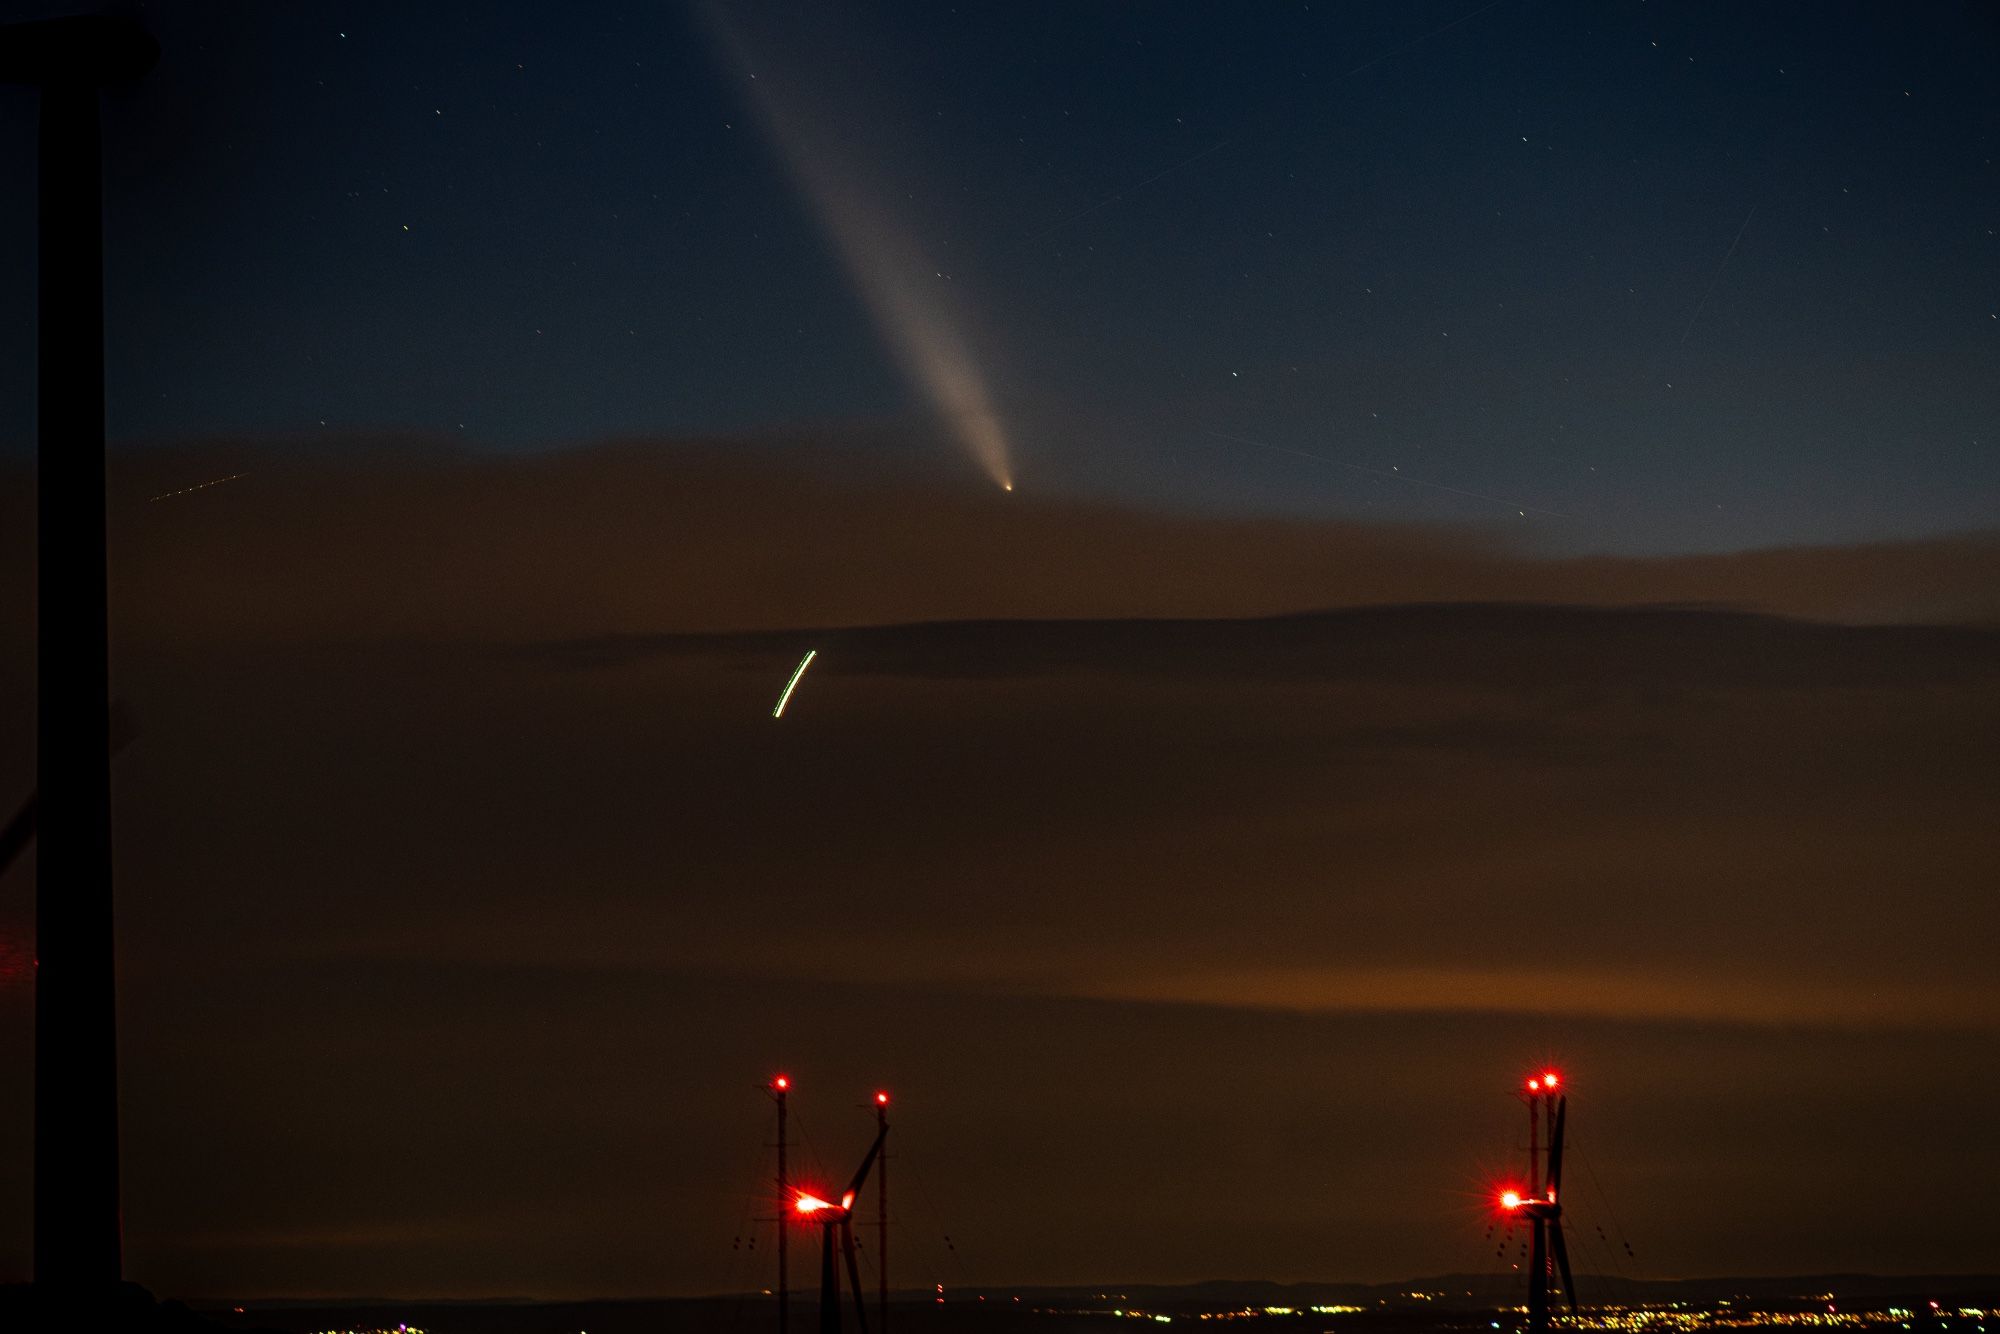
[0,11,158,1301]
[1499,1073,1576,1329]
[794,1114,889,1334]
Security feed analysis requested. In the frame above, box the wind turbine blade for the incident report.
[0,794,35,878]
[842,1218,870,1334]
[844,1122,890,1200]
[1551,1221,1578,1314]
[1546,1095,1566,1193]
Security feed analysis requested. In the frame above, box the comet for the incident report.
[771,649,818,720]
[700,8,1015,492]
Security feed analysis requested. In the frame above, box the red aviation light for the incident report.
[875,1091,890,1105]
[796,1193,833,1214]
[1526,1077,1541,1091]
[1500,1190,1523,1210]
[774,1075,790,1091]
[1542,1071,1560,1088]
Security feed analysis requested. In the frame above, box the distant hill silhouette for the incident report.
[0,1281,281,1334]
[196,1275,2000,1334]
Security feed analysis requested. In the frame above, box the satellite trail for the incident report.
[771,650,818,719]
[1679,204,1757,347]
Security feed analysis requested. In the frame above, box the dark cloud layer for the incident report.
[1,438,1996,1297]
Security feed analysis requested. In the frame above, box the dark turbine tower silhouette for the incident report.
[795,1116,890,1334]
[1500,1073,1577,1329]
[0,13,157,1304]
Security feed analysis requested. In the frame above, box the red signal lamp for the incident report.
[1500,1189,1523,1210]
[796,1193,832,1214]
[774,1075,790,1091]
[875,1091,890,1106]
[1542,1071,1560,1088]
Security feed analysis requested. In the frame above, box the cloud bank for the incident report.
[0,435,1995,1294]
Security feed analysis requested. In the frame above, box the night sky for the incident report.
[2,0,1998,1304]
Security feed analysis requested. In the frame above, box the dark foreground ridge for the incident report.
[0,1281,271,1334]
[186,1276,2000,1334]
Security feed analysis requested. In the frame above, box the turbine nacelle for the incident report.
[795,1192,845,1219]
[802,1117,890,1334]
[1498,1188,1561,1221]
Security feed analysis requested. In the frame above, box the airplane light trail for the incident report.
[702,8,1015,492]
[771,649,818,720]
[148,471,248,502]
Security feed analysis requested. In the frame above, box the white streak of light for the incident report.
[771,649,818,720]
[1679,204,1758,347]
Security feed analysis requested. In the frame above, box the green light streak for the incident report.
[771,649,818,719]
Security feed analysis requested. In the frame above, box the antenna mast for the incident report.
[1527,1080,1541,1198]
[875,1093,890,1334]
[773,1076,791,1334]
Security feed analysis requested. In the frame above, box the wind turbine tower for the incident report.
[0,15,157,1306]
